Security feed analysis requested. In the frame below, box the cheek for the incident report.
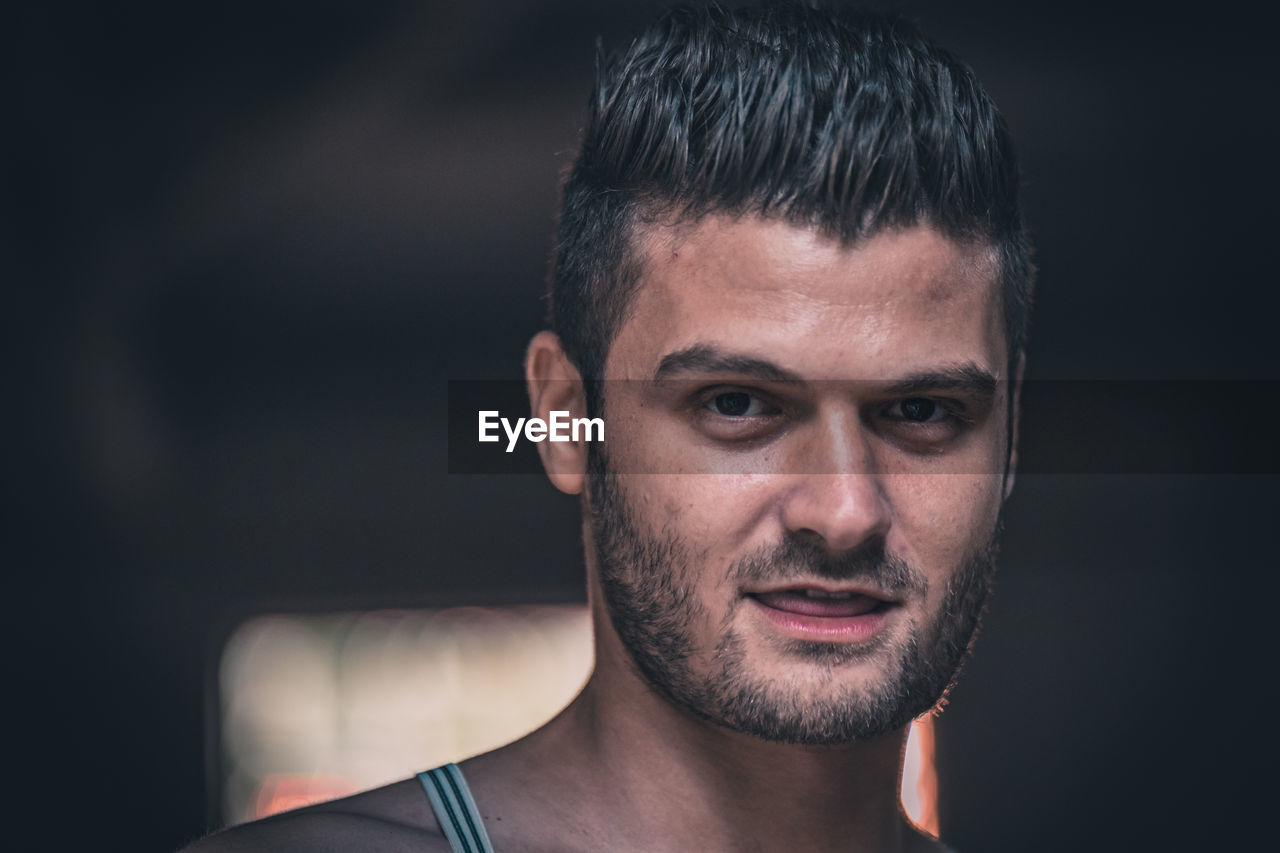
[601,388,678,475]
[631,474,776,547]
[603,392,775,540]
[610,471,780,598]
[887,474,1002,582]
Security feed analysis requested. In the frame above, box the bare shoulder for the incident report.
[178,778,451,853]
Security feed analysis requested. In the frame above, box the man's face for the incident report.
[586,215,1011,744]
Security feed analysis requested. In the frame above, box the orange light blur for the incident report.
[253,773,361,819]
[900,716,939,838]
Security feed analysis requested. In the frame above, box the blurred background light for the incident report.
[219,604,594,824]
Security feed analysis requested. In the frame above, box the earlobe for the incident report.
[525,330,589,495]
[1004,350,1026,500]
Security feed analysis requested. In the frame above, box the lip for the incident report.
[748,583,895,600]
[745,586,899,643]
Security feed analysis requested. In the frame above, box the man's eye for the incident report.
[706,392,772,417]
[894,397,943,422]
[874,396,970,452]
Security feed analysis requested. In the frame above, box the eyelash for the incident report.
[693,388,972,445]
[880,397,972,426]
[701,390,780,418]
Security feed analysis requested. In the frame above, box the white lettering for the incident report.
[478,411,500,442]
[502,417,526,453]
[479,410,604,452]
[573,416,604,442]
[549,410,571,441]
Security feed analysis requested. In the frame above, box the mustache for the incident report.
[726,536,926,596]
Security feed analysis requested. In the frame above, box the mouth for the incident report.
[745,586,900,643]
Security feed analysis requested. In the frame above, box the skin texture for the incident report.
[182,217,1014,853]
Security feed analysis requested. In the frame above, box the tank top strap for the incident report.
[417,763,496,853]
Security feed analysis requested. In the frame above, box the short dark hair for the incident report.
[549,2,1033,412]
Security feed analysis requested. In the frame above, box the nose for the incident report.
[779,413,891,552]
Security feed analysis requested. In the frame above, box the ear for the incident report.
[525,330,590,495]
[1004,350,1026,501]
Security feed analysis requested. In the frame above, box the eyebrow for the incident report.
[653,345,997,396]
[653,345,802,383]
[884,364,999,397]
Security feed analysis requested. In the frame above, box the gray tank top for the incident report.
[418,763,496,853]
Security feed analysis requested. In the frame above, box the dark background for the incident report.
[11,1,1278,850]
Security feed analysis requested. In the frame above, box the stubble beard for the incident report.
[587,451,1001,746]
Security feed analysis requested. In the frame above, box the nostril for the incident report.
[779,475,891,553]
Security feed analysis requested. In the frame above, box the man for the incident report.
[186,3,1031,851]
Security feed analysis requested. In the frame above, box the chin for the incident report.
[687,631,948,745]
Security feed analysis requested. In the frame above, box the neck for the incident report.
[489,625,932,853]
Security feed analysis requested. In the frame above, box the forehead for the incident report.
[607,215,1005,381]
